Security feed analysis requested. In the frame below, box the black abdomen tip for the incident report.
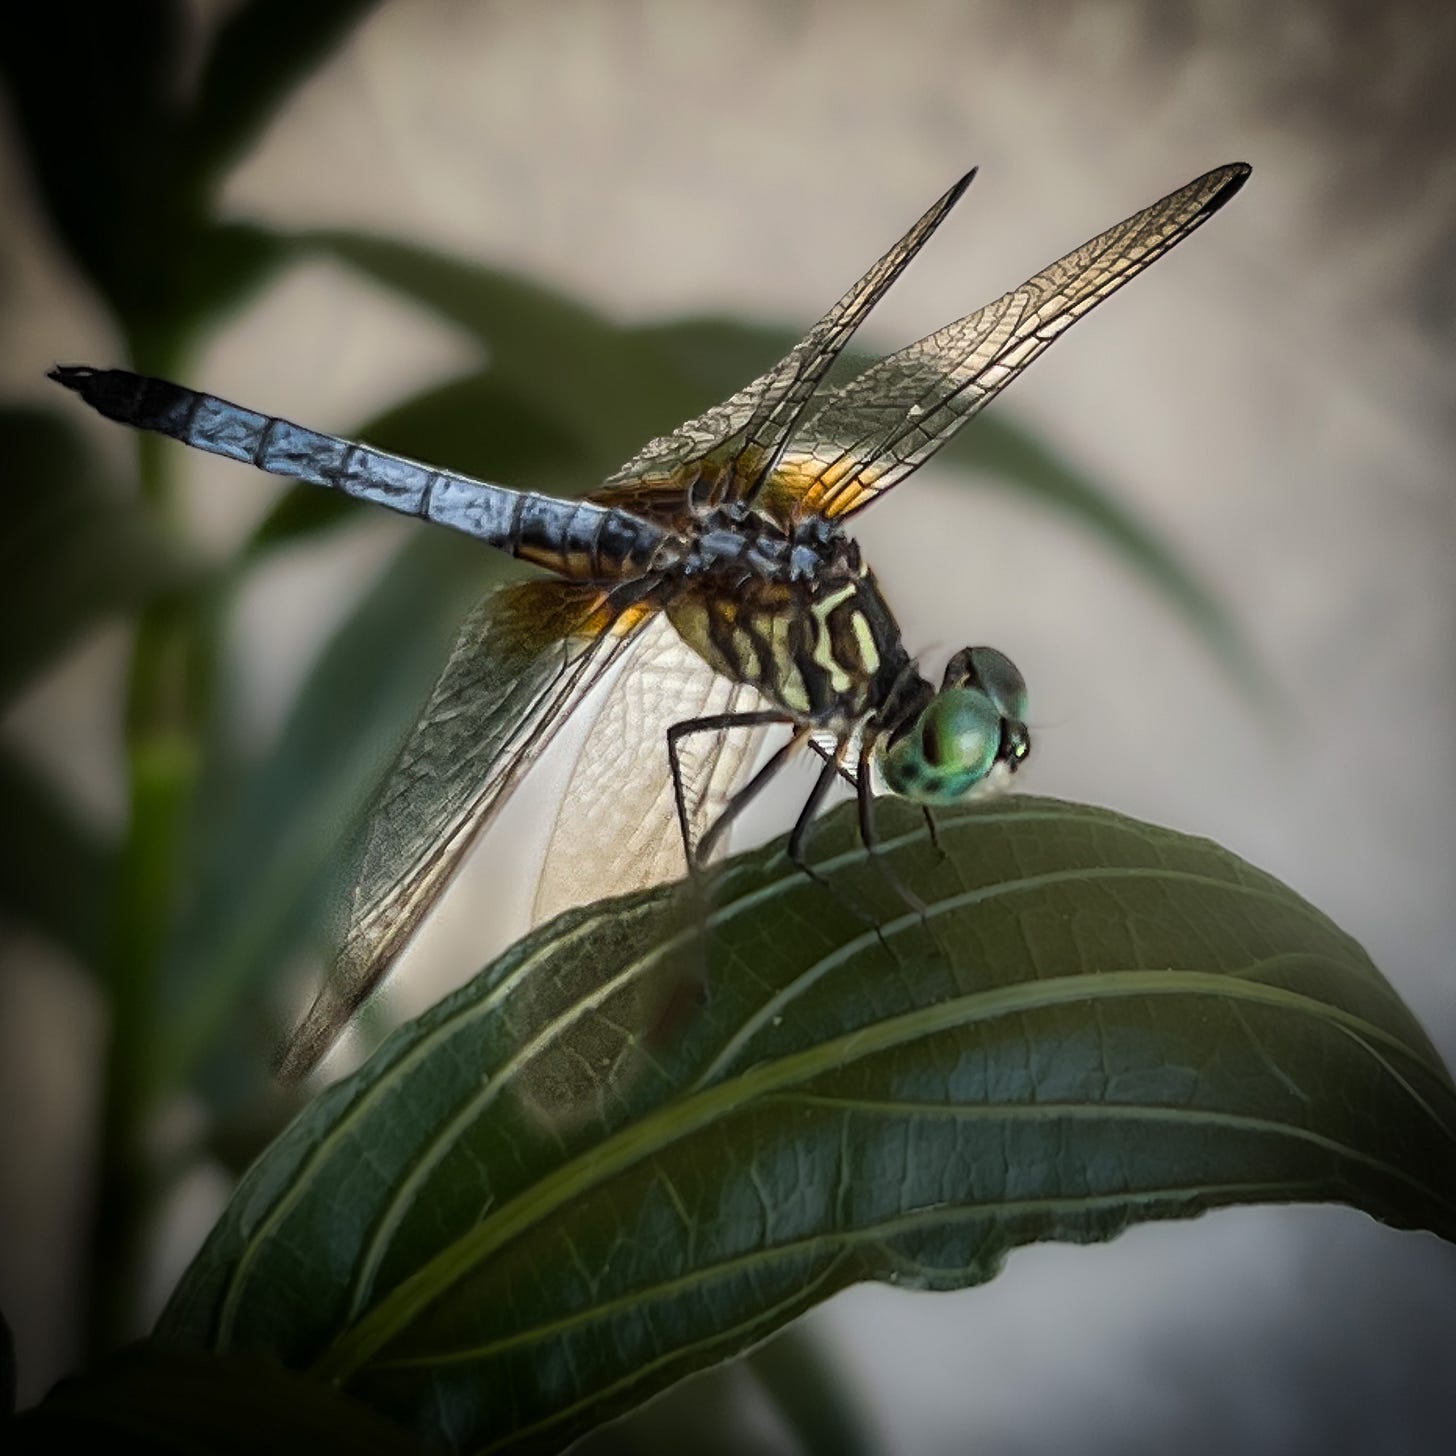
[47,365,158,426]
[48,364,100,391]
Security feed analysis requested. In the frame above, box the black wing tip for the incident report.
[949,165,979,202]
[1206,161,1253,209]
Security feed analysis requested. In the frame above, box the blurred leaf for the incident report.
[245,369,591,557]
[11,1345,431,1454]
[152,528,501,1097]
[203,1090,304,1183]
[629,316,798,401]
[1,6,355,355]
[0,407,193,708]
[159,796,1456,1454]
[745,1325,876,1456]
[0,744,112,967]
[166,222,294,335]
[0,4,187,318]
[182,1,382,190]
[291,231,704,470]
[244,479,366,557]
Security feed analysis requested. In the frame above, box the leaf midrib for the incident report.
[314,966,1455,1382]
[370,1099,1448,1373]
[341,859,1367,1321]
[213,805,1101,1330]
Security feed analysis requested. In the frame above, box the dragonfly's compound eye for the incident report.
[943,644,1028,723]
[882,688,1001,804]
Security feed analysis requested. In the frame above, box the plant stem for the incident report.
[85,428,204,1357]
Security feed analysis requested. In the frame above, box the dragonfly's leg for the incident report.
[857,744,929,918]
[807,733,861,790]
[923,806,947,861]
[692,723,810,867]
[787,755,839,873]
[657,709,796,1022]
[786,755,901,946]
[666,710,795,873]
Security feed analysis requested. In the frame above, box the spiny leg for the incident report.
[787,752,903,955]
[691,721,811,866]
[787,754,840,872]
[659,709,797,1019]
[701,724,902,963]
[667,709,796,873]
[922,806,947,861]
[857,742,930,918]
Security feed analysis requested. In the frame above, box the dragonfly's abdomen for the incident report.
[49,367,667,580]
[668,565,908,727]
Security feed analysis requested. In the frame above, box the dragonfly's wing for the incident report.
[531,615,765,925]
[763,163,1249,522]
[591,170,976,527]
[276,579,655,1082]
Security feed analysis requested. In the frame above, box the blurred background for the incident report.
[2,1,1454,1451]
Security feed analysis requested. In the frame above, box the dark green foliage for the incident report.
[164,798,1456,1453]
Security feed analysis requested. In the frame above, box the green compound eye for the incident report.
[882,688,1001,804]
[966,646,1027,723]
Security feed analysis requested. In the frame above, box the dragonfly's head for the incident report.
[881,646,1030,805]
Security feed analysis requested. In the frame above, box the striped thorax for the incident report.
[662,508,912,732]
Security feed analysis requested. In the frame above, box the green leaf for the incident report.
[628,317,801,402]
[294,231,704,470]
[166,222,294,336]
[182,1,382,191]
[245,369,591,558]
[2,7,363,346]
[153,529,500,1097]
[11,1345,431,1454]
[743,1325,875,1456]
[0,407,193,709]
[0,744,113,967]
[158,796,1456,1454]
[0,4,188,317]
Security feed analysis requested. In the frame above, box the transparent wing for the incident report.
[531,614,765,926]
[765,162,1250,522]
[276,579,655,1082]
[591,170,976,525]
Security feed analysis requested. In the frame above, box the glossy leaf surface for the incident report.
[159,797,1456,1454]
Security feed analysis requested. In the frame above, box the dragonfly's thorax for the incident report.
[663,507,913,728]
[671,502,846,583]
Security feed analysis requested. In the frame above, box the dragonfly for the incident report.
[52,160,1250,1080]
